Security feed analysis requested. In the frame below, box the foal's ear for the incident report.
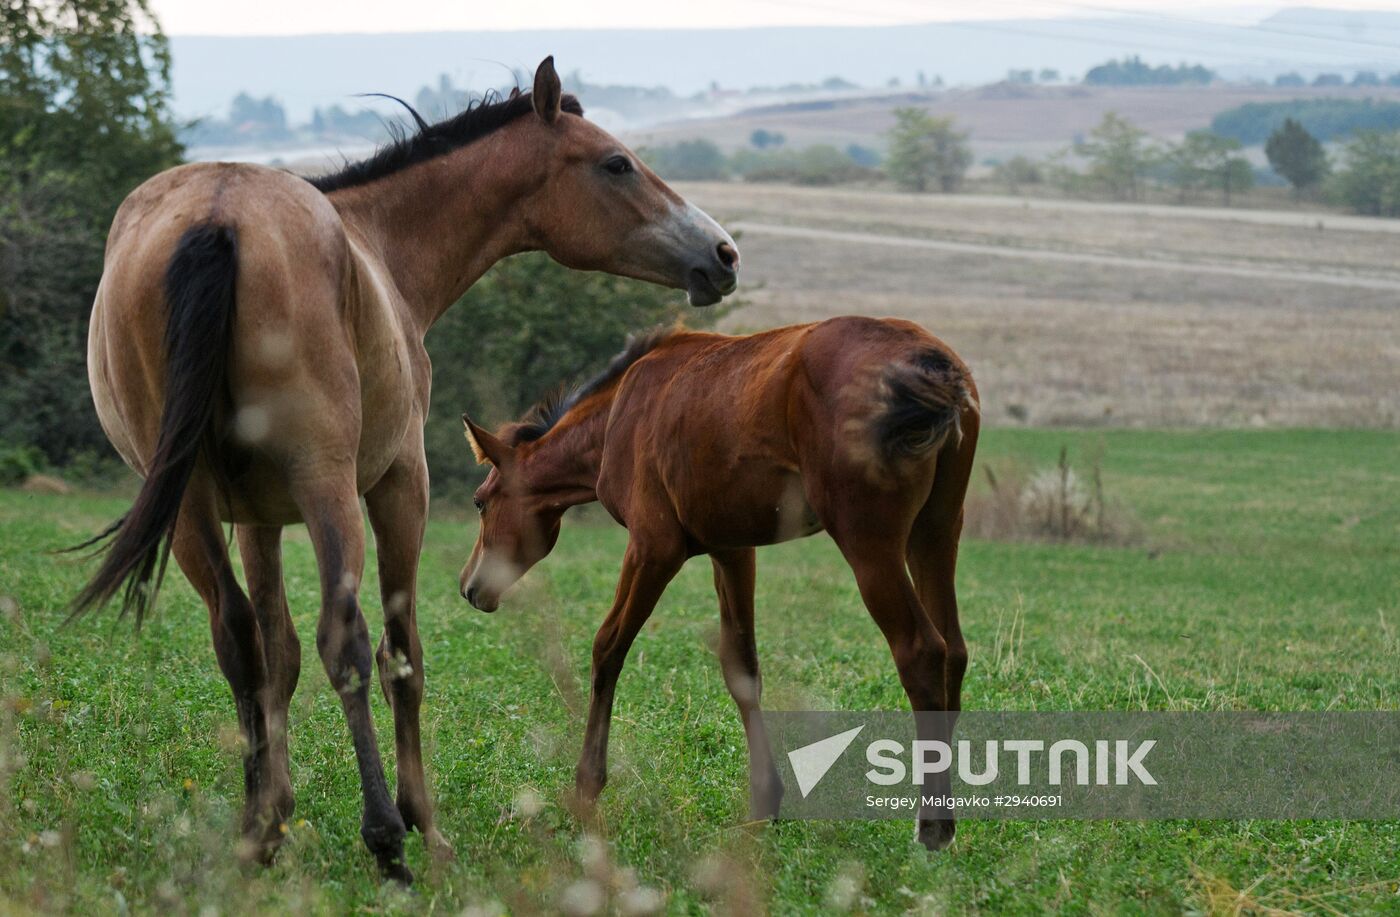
[462,414,513,467]
[532,55,562,124]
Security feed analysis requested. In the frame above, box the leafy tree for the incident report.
[1077,112,1158,201]
[1329,130,1400,217]
[1265,118,1328,196]
[1313,73,1344,87]
[1167,131,1252,205]
[1352,70,1380,87]
[884,108,972,193]
[1274,72,1305,87]
[424,253,733,492]
[0,0,183,467]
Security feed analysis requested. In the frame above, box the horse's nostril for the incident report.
[716,241,739,270]
[463,586,476,604]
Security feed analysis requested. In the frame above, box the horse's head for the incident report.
[457,414,565,612]
[514,57,739,306]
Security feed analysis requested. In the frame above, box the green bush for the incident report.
[0,443,44,486]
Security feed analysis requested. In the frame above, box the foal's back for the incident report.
[598,317,975,551]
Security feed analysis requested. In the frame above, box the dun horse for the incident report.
[74,57,739,881]
[459,316,978,849]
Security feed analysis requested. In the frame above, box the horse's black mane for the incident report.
[510,326,679,445]
[307,90,584,194]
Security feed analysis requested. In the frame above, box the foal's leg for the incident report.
[575,541,684,804]
[828,506,954,851]
[171,497,286,862]
[365,451,452,859]
[298,478,409,882]
[906,431,978,719]
[234,524,301,833]
[711,548,783,820]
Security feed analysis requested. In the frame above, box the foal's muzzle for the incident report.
[461,583,498,613]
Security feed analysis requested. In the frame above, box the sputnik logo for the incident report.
[787,725,864,797]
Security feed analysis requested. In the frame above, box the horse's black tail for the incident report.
[874,348,970,462]
[68,223,238,626]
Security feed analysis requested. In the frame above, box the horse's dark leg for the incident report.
[365,446,452,861]
[298,478,409,883]
[171,495,285,862]
[711,548,783,820]
[234,524,300,838]
[575,540,684,804]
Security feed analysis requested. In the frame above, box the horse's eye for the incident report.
[473,498,485,512]
[603,155,633,176]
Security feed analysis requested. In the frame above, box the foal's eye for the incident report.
[602,155,633,176]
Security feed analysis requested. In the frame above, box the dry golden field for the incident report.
[679,182,1400,429]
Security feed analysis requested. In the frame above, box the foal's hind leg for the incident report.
[825,487,956,851]
[171,495,286,862]
[234,524,301,835]
[906,427,978,719]
[298,478,409,883]
[711,548,783,820]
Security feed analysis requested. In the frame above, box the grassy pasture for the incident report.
[1,428,1398,914]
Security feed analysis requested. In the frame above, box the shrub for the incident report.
[964,447,1139,545]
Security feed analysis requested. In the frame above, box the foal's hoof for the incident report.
[425,827,457,863]
[917,818,956,851]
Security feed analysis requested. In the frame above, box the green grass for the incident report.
[1,428,1398,914]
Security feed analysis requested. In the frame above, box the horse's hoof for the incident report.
[381,860,415,886]
[917,818,956,851]
[426,827,457,863]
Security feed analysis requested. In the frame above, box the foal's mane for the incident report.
[308,90,584,194]
[509,326,679,446]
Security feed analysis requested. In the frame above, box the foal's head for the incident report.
[456,415,566,612]
[512,57,740,306]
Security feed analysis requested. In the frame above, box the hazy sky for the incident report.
[149,1,1400,35]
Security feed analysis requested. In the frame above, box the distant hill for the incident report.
[168,10,1400,123]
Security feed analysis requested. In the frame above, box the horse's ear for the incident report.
[532,55,562,124]
[463,413,513,467]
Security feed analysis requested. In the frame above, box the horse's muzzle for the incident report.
[687,242,739,307]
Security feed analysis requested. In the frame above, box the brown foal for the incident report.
[459,317,979,849]
[73,58,738,881]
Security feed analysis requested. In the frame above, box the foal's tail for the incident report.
[874,348,971,461]
[69,223,239,626]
